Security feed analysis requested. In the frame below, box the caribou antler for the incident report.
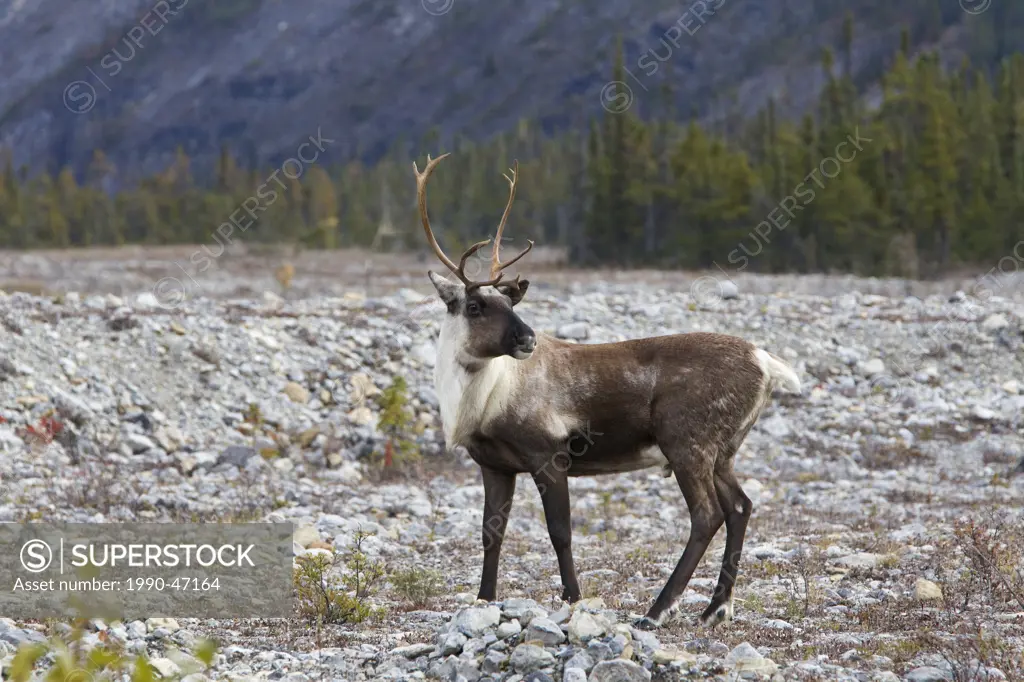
[413,154,535,293]
[489,160,534,280]
[413,153,503,292]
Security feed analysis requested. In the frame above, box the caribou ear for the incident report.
[428,270,462,311]
[500,279,529,306]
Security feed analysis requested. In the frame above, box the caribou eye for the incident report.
[466,300,482,317]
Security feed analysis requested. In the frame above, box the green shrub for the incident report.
[391,566,445,609]
[293,530,388,625]
[7,620,218,682]
[375,376,420,473]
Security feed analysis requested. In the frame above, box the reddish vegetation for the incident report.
[18,413,64,446]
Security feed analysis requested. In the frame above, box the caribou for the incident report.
[412,152,802,629]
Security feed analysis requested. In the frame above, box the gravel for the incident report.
[1,272,1023,681]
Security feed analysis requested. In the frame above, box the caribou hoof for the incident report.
[634,616,661,631]
[699,598,734,628]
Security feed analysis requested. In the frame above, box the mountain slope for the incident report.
[0,0,1013,178]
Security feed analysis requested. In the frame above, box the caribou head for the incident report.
[413,153,537,361]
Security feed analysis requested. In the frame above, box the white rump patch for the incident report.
[753,348,801,394]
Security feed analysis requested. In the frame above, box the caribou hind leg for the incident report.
[700,463,752,627]
[636,444,724,630]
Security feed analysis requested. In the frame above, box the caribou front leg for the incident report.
[478,466,516,602]
[532,469,582,603]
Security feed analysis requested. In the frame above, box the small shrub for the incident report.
[923,627,1024,682]
[242,402,284,458]
[342,530,389,600]
[391,566,445,609]
[294,530,388,626]
[375,376,420,474]
[949,514,1024,610]
[294,552,373,625]
[275,262,295,293]
[783,547,825,619]
[17,410,64,450]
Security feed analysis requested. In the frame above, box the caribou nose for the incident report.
[518,331,536,353]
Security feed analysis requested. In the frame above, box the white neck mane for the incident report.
[433,314,519,449]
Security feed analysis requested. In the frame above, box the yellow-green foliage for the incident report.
[7,620,218,682]
[274,262,295,291]
[391,566,445,609]
[375,376,419,470]
[294,530,388,625]
[294,552,374,625]
[243,402,283,459]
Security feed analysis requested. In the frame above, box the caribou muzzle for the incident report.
[508,317,536,359]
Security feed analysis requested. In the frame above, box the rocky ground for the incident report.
[1,256,1024,682]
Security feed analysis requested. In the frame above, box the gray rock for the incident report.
[609,634,629,656]
[585,640,615,663]
[718,280,739,300]
[904,667,952,682]
[497,620,522,640]
[52,390,94,425]
[217,445,258,467]
[431,655,482,682]
[418,387,439,407]
[463,637,487,657]
[524,617,565,646]
[759,414,792,438]
[518,606,549,626]
[834,552,885,570]
[135,292,161,309]
[857,358,886,377]
[723,642,778,675]
[629,628,659,653]
[451,605,500,638]
[481,650,507,674]
[563,668,587,682]
[390,642,434,658]
[588,659,651,682]
[440,631,468,656]
[556,322,589,340]
[510,644,555,673]
[149,658,181,678]
[567,609,610,644]
[564,650,595,673]
[972,405,996,421]
[981,314,1009,332]
[523,673,555,682]
[126,620,147,638]
[0,427,24,452]
[0,625,46,647]
[124,433,156,454]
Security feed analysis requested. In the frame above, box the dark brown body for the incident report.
[465,333,763,477]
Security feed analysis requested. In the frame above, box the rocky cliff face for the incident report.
[0,0,976,178]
